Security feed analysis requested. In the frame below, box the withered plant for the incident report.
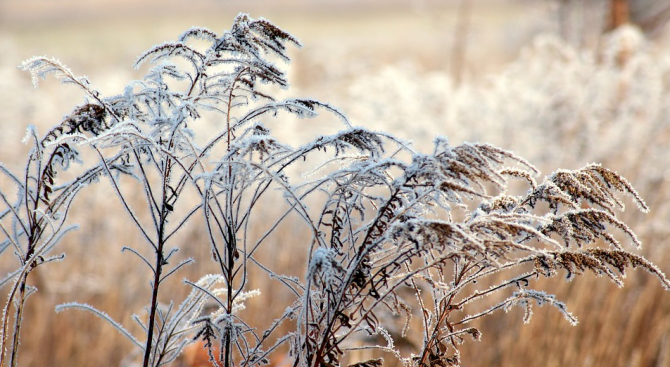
[1,13,667,367]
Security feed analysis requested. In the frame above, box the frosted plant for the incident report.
[3,13,668,367]
[0,96,109,367]
[338,22,670,365]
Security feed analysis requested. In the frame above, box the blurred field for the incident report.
[2,1,670,366]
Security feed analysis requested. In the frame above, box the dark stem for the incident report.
[142,221,166,367]
[142,143,174,367]
[7,221,41,367]
[311,186,404,367]
[224,225,236,367]
[8,276,29,367]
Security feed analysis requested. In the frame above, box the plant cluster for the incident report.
[0,14,667,367]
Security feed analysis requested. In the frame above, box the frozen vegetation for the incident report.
[0,12,669,367]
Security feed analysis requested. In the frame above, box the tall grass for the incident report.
[1,13,668,367]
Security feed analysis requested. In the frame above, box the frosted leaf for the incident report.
[19,56,74,88]
[134,42,205,70]
[178,27,218,43]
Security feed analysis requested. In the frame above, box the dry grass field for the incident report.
[1,1,670,366]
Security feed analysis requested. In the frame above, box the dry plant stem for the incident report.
[418,260,477,367]
[311,186,404,367]
[3,230,47,365]
[8,270,33,367]
[1,275,24,367]
[142,218,167,367]
[2,151,58,366]
[223,68,237,367]
[97,149,155,247]
[142,136,176,367]
[12,176,43,364]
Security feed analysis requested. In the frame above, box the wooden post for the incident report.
[609,0,630,30]
[451,0,472,87]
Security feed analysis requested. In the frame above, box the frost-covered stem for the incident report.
[311,185,405,367]
[417,261,472,367]
[142,230,166,367]
[218,67,249,367]
[407,264,431,341]
[8,274,29,367]
[4,193,41,367]
[187,71,202,98]
[217,219,237,367]
[142,145,175,367]
[455,271,539,309]
[9,274,31,366]
[443,257,538,303]
[224,227,235,367]
[96,149,155,248]
[331,256,435,347]
[0,238,37,367]
[1,147,49,366]
[0,280,17,366]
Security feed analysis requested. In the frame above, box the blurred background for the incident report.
[2,0,670,366]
